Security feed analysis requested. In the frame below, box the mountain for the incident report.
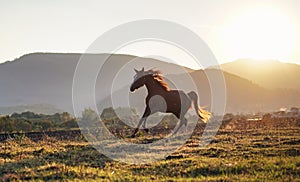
[221,59,300,91]
[0,53,192,115]
[1,53,299,115]
[0,104,63,115]
[186,69,300,113]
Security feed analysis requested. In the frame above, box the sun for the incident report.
[222,8,297,61]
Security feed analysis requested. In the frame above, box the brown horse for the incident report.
[130,68,210,137]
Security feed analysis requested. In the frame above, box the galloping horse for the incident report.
[130,68,210,137]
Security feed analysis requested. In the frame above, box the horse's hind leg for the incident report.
[172,99,190,135]
[173,117,187,135]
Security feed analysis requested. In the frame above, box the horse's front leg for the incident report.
[131,107,150,138]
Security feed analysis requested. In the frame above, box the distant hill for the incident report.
[0,53,192,115]
[1,53,299,115]
[0,104,63,115]
[187,69,300,113]
[221,59,300,91]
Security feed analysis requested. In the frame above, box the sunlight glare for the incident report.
[222,8,297,61]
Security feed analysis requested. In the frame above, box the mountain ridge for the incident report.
[220,59,300,91]
[0,53,299,115]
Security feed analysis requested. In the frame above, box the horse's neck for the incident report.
[145,78,166,96]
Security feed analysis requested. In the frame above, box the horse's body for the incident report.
[130,68,210,137]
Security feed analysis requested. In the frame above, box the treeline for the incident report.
[0,111,78,133]
[0,108,134,133]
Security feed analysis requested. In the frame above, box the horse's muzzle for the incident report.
[130,86,135,92]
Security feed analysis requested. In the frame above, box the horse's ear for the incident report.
[134,68,138,73]
[141,67,144,72]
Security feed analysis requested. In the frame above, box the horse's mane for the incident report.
[148,69,170,91]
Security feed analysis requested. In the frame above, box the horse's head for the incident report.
[130,67,148,92]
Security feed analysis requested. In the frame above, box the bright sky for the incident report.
[1,0,300,68]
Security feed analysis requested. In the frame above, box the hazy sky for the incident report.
[1,0,300,68]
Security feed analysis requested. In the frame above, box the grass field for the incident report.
[0,116,299,181]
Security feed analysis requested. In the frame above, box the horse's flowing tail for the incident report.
[187,91,211,123]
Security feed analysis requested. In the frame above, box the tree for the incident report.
[82,108,99,122]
